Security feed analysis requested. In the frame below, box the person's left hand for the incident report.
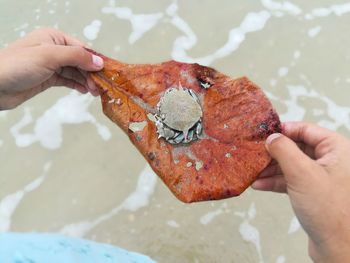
[0,28,104,110]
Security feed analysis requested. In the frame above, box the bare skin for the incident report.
[0,28,103,110]
[253,122,350,262]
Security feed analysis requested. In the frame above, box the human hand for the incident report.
[252,122,350,262]
[0,28,104,110]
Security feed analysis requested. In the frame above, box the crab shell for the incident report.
[158,87,202,132]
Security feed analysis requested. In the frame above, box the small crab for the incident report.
[154,85,203,144]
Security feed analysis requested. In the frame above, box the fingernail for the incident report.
[92,55,104,68]
[266,133,282,145]
[87,77,96,90]
[251,180,261,189]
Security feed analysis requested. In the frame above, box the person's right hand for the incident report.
[252,122,350,262]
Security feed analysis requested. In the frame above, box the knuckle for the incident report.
[72,46,86,59]
[74,47,91,67]
[298,124,309,141]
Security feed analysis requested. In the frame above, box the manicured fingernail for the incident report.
[92,55,104,68]
[266,133,282,145]
[87,78,96,90]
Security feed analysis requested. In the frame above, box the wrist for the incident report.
[310,236,350,263]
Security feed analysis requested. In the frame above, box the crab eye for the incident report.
[199,80,211,89]
[259,123,269,131]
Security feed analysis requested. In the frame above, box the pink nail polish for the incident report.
[92,55,104,68]
[266,133,282,145]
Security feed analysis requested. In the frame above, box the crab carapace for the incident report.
[88,49,281,203]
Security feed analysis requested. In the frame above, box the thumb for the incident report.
[44,45,104,71]
[266,133,321,189]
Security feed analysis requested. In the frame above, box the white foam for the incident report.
[308,26,321,38]
[293,50,301,59]
[278,67,289,77]
[108,0,115,6]
[10,107,33,147]
[83,20,102,41]
[261,0,302,16]
[269,84,350,130]
[167,220,180,228]
[270,79,277,87]
[235,203,263,262]
[102,6,163,44]
[0,162,51,232]
[60,164,157,237]
[312,108,324,116]
[306,3,350,19]
[171,9,271,65]
[0,192,24,232]
[113,45,121,53]
[200,208,223,225]
[279,85,307,121]
[299,74,312,86]
[166,1,177,16]
[317,93,350,130]
[234,211,246,218]
[288,216,301,234]
[200,202,227,225]
[276,255,286,263]
[166,2,197,63]
[248,202,257,220]
[239,221,263,263]
[10,92,111,150]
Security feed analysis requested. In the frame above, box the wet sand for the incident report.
[1,1,350,262]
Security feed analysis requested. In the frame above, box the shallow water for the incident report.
[1,0,350,262]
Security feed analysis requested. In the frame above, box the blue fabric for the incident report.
[0,233,155,263]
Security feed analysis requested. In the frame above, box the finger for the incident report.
[43,45,104,72]
[53,69,98,96]
[46,28,86,46]
[266,133,324,190]
[258,144,315,178]
[282,122,335,148]
[251,176,287,193]
[9,28,86,48]
[53,30,86,47]
[54,76,88,94]
[259,163,282,178]
[76,69,99,96]
[86,76,100,96]
[78,68,88,78]
[296,142,315,159]
[58,67,87,87]
[62,33,86,47]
